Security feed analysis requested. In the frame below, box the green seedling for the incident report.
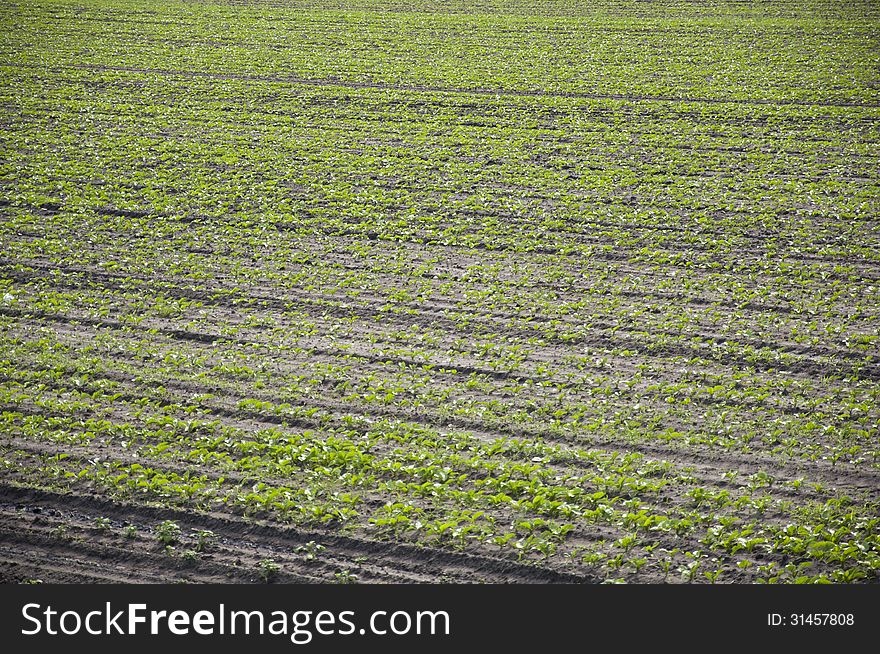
[181,549,200,563]
[334,570,359,584]
[258,558,280,582]
[155,520,181,546]
[194,529,217,552]
[294,541,326,560]
[50,525,69,541]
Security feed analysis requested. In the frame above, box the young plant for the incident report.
[294,541,326,561]
[181,549,200,563]
[258,558,280,583]
[334,569,359,584]
[194,529,217,552]
[155,520,181,546]
[50,525,69,541]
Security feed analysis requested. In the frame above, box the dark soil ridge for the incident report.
[0,501,493,584]
[0,526,323,584]
[0,483,595,584]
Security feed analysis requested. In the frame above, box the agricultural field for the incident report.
[0,0,878,584]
